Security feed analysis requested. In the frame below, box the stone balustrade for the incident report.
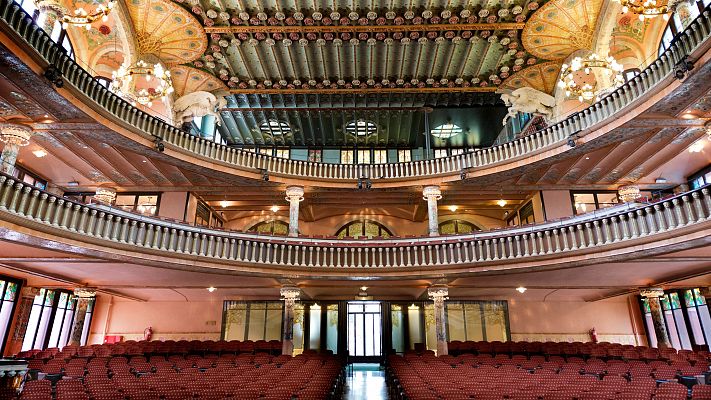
[0,174,709,271]
[1,1,710,184]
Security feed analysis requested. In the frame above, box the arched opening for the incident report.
[247,220,290,235]
[335,220,392,239]
[438,219,481,235]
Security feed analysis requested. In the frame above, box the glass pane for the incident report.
[464,304,484,341]
[348,222,363,239]
[669,293,681,309]
[58,293,68,308]
[673,309,692,350]
[292,304,304,353]
[685,290,696,307]
[59,309,74,348]
[47,309,66,348]
[265,307,282,341]
[391,305,404,354]
[573,193,596,214]
[364,313,374,356]
[34,306,53,349]
[642,298,651,313]
[483,302,508,341]
[596,193,619,208]
[664,311,682,350]
[645,314,658,348]
[407,304,422,350]
[115,195,136,211]
[698,305,711,347]
[364,222,379,238]
[424,304,436,351]
[686,306,706,346]
[0,301,15,350]
[398,150,411,162]
[80,312,91,345]
[326,305,338,354]
[446,303,465,342]
[661,295,671,311]
[247,303,267,341]
[136,195,158,215]
[223,304,247,341]
[308,304,321,351]
[694,288,706,305]
[348,313,355,356]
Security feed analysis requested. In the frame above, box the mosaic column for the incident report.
[672,0,695,28]
[699,287,711,304]
[428,286,449,356]
[9,287,39,352]
[68,289,96,346]
[280,287,300,356]
[423,186,442,237]
[640,287,671,349]
[285,186,304,237]
[0,123,33,175]
[34,1,65,31]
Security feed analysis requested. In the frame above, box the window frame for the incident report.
[438,219,480,235]
[247,220,290,236]
[113,193,162,216]
[570,190,620,215]
[0,277,22,355]
[335,219,393,239]
[639,288,711,351]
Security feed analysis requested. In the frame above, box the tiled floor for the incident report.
[343,363,387,400]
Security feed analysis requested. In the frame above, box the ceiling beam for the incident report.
[222,106,431,112]
[205,23,525,35]
[230,87,498,95]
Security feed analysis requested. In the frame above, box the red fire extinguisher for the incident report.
[144,326,153,341]
[589,327,598,343]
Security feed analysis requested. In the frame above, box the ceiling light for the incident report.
[516,286,527,293]
[497,199,507,207]
[94,187,117,205]
[681,113,698,119]
[360,286,368,291]
[448,205,458,212]
[220,200,229,208]
[655,177,667,184]
[111,60,174,107]
[32,149,47,158]
[67,181,79,187]
[270,205,279,213]
[558,53,624,103]
[34,0,116,30]
[207,287,216,292]
[585,156,590,160]
[689,140,704,153]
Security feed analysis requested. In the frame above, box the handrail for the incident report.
[0,1,710,183]
[0,173,709,270]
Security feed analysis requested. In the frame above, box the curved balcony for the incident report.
[1,1,710,187]
[0,173,709,279]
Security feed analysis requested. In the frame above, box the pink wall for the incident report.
[542,190,575,221]
[158,192,188,221]
[88,296,223,344]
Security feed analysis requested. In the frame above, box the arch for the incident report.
[335,220,392,239]
[438,219,482,235]
[247,220,289,236]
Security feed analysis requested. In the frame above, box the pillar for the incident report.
[423,186,442,237]
[285,186,304,237]
[0,143,20,175]
[672,0,695,28]
[68,289,96,346]
[35,1,65,31]
[6,287,39,356]
[699,287,711,304]
[640,287,671,349]
[0,123,33,175]
[428,286,449,356]
[280,287,300,356]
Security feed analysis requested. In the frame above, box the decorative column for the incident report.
[640,287,671,349]
[280,287,300,356]
[699,287,711,304]
[428,286,449,356]
[285,186,304,237]
[423,186,442,237]
[34,1,64,31]
[68,288,96,346]
[7,287,39,356]
[671,0,696,28]
[0,123,33,175]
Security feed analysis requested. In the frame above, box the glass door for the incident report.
[347,301,382,360]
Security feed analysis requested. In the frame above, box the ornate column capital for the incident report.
[73,288,97,298]
[428,286,449,303]
[422,185,442,201]
[698,287,711,298]
[280,287,300,306]
[20,287,40,299]
[285,186,305,202]
[639,287,665,298]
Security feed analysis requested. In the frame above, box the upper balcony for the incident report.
[0,0,710,188]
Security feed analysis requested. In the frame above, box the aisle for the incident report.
[342,363,388,400]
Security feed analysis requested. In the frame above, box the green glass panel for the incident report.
[685,290,695,307]
[349,222,363,238]
[364,222,379,238]
[439,222,456,235]
[273,222,288,235]
[58,292,67,308]
[44,290,55,306]
[669,293,681,309]
[5,282,17,301]
[694,288,706,305]
[0,281,5,300]
[642,298,651,313]
[661,295,671,311]
[67,295,75,310]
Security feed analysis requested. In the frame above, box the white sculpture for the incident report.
[173,91,228,126]
[499,87,556,126]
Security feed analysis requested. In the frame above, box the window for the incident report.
[308,149,322,162]
[346,120,377,136]
[571,191,619,215]
[11,165,47,190]
[341,150,354,164]
[450,148,464,156]
[195,200,211,227]
[95,76,112,88]
[259,120,291,136]
[688,164,711,189]
[222,301,284,341]
[258,148,272,156]
[115,193,160,216]
[46,292,76,349]
[623,68,641,82]
[519,201,535,225]
[373,150,387,164]
[430,123,463,139]
[248,220,289,236]
[0,278,19,354]
[357,150,371,164]
[640,288,711,351]
[275,148,290,159]
[22,289,56,351]
[434,149,448,159]
[48,21,74,60]
[336,220,392,239]
[398,149,412,162]
[439,220,480,235]
[17,0,38,18]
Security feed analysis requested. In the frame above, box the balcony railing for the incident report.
[1,1,710,183]
[1,174,709,271]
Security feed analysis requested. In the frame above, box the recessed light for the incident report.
[360,286,368,291]
[681,113,698,119]
[585,156,590,160]
[67,181,79,187]
[207,287,216,292]
[655,177,668,184]
[516,286,527,293]
[448,205,458,212]
[270,205,279,212]
[32,149,47,158]
[142,160,147,163]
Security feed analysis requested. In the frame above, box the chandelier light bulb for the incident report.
[516,286,527,293]
[497,199,507,207]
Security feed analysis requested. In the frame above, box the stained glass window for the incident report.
[335,220,392,239]
[249,220,290,236]
[0,277,20,354]
[641,288,711,351]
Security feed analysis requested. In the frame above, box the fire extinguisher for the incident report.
[144,326,153,341]
[589,327,598,343]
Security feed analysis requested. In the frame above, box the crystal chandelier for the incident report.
[558,53,624,103]
[110,60,174,107]
[618,185,641,202]
[0,123,33,146]
[34,0,116,30]
[93,187,117,204]
[618,0,670,20]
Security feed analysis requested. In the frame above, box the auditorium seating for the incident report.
[387,343,711,400]
[15,340,344,400]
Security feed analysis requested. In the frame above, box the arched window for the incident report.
[438,219,480,235]
[248,220,289,235]
[430,123,463,139]
[260,120,291,136]
[345,120,377,136]
[336,220,392,239]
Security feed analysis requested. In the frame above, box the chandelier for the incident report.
[558,53,624,103]
[93,187,117,204]
[0,123,33,146]
[618,185,642,202]
[618,0,670,20]
[34,0,116,30]
[110,60,174,107]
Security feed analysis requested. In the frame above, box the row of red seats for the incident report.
[448,341,710,363]
[17,339,283,361]
[387,353,711,400]
[20,352,344,400]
